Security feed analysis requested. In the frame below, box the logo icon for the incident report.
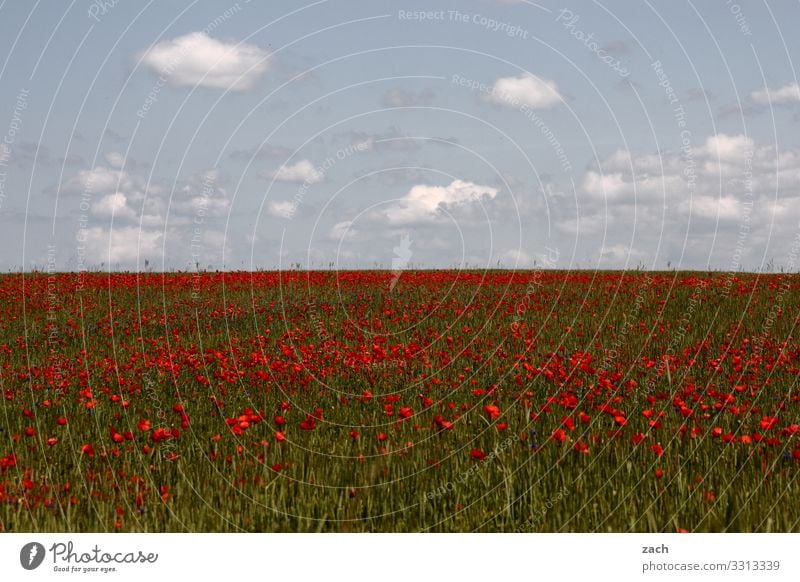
[20,542,46,570]
[389,234,413,291]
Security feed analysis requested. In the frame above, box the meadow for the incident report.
[1,270,799,532]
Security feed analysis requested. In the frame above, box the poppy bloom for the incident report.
[470,449,486,461]
[299,415,316,430]
[760,416,779,431]
[551,428,567,443]
[484,405,501,420]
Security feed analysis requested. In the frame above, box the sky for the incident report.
[1,0,799,272]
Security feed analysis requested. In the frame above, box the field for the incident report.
[1,270,799,532]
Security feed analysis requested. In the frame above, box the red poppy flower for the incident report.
[470,449,486,461]
[760,416,779,431]
[551,428,567,443]
[299,415,316,430]
[483,405,501,420]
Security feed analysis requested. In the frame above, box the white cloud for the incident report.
[138,32,270,91]
[268,200,297,218]
[330,221,355,241]
[104,152,126,169]
[750,82,800,106]
[92,192,136,219]
[384,179,499,225]
[269,159,323,184]
[83,226,162,264]
[483,73,562,109]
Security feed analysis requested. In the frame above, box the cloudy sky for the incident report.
[1,0,799,271]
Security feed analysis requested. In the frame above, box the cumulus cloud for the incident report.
[483,73,563,109]
[383,179,499,225]
[269,159,323,184]
[138,32,270,91]
[750,82,800,106]
[83,226,163,265]
[558,132,800,268]
[91,193,137,220]
[63,157,231,266]
[268,200,297,218]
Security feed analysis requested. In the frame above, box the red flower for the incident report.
[579,412,591,424]
[551,428,567,443]
[651,443,664,457]
[655,469,664,479]
[275,431,286,442]
[398,406,413,419]
[483,405,501,420]
[349,430,360,440]
[613,415,627,427]
[470,449,486,461]
[562,416,575,431]
[377,432,388,441]
[56,417,67,426]
[274,415,286,426]
[137,419,152,432]
[760,416,779,431]
[80,444,94,457]
[299,415,316,430]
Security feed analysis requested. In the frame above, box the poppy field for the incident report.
[2,270,800,532]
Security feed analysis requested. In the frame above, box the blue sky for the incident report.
[1,0,799,271]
